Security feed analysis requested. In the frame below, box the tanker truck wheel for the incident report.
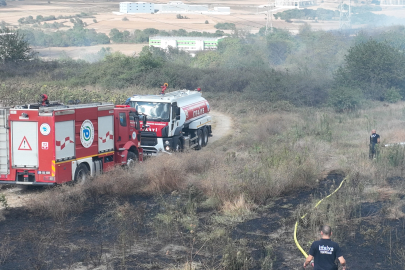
[195,129,203,150]
[74,163,90,185]
[202,127,209,147]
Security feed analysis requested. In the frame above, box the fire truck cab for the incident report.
[0,101,143,185]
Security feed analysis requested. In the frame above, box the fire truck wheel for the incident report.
[202,127,209,147]
[196,129,203,150]
[74,164,90,185]
[126,151,137,168]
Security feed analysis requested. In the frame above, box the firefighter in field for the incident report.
[303,225,346,270]
[369,129,380,159]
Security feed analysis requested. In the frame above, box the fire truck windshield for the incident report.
[129,101,170,122]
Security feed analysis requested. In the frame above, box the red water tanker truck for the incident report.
[127,87,212,156]
[0,99,144,185]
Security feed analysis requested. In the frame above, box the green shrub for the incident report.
[382,145,405,167]
[334,39,405,100]
[384,87,402,103]
[214,23,235,30]
[328,87,362,112]
[20,28,110,47]
[273,8,338,21]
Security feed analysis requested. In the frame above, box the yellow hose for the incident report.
[294,177,347,259]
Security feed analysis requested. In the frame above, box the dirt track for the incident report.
[209,110,233,144]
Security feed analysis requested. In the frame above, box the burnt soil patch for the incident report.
[0,174,404,269]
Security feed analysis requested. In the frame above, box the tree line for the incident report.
[273,5,393,26]
[109,28,225,44]
[2,25,405,111]
[18,13,95,24]
[17,26,225,47]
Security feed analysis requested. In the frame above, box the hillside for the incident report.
[1,17,405,269]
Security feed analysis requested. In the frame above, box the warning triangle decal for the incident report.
[18,136,32,151]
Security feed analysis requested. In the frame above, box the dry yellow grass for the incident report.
[24,99,405,226]
[222,194,253,217]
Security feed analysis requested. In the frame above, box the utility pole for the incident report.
[265,4,270,35]
[339,0,351,30]
[265,0,274,35]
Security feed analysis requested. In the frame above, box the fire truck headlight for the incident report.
[165,140,170,145]
[165,145,170,151]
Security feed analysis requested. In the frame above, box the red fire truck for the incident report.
[0,100,143,186]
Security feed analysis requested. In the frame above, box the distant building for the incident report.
[119,2,154,14]
[155,1,208,13]
[149,36,223,52]
[275,0,317,8]
[380,0,405,5]
[119,1,230,14]
[154,1,230,14]
[214,7,231,13]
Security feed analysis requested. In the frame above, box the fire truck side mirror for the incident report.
[176,107,181,115]
[139,115,147,127]
[176,115,180,120]
[129,115,135,128]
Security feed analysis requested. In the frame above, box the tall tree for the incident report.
[334,39,405,100]
[0,28,36,63]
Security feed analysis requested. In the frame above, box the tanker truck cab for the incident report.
[128,90,212,156]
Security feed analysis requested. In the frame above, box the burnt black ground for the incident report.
[0,174,404,269]
[229,174,405,270]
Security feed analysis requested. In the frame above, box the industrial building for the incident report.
[154,1,208,13]
[118,1,230,14]
[380,0,405,5]
[275,0,317,8]
[214,7,231,13]
[154,1,230,14]
[149,36,223,52]
[119,2,154,14]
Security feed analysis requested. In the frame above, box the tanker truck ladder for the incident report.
[0,108,9,176]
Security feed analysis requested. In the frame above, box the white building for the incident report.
[275,0,316,8]
[119,2,154,14]
[214,7,231,13]
[380,0,405,5]
[149,36,223,52]
[154,1,230,14]
[155,1,208,13]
